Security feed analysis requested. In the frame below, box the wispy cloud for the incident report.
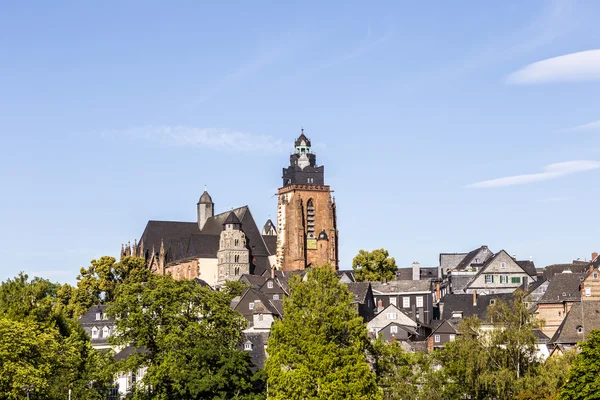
[467,160,600,188]
[566,120,600,132]
[113,126,287,153]
[506,49,600,84]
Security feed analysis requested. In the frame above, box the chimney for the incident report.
[472,290,477,306]
[436,283,441,302]
[412,261,421,281]
[377,299,383,313]
[593,252,599,262]
[523,276,529,292]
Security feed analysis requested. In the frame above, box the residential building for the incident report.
[579,253,600,301]
[371,280,434,325]
[367,304,418,336]
[79,305,115,351]
[427,319,460,352]
[549,301,600,353]
[344,282,376,322]
[536,272,585,338]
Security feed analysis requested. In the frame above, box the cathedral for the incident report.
[120,130,338,286]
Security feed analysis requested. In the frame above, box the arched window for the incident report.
[306,199,315,236]
[577,326,584,334]
[235,239,239,247]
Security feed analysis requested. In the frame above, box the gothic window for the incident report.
[235,267,239,275]
[306,199,315,236]
[235,239,239,247]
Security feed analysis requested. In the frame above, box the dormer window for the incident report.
[95,312,102,321]
[577,326,584,334]
[244,342,252,351]
[267,281,274,289]
[91,327,99,339]
[103,326,111,338]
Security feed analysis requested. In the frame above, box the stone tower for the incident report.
[276,130,338,271]
[197,189,214,230]
[217,211,250,286]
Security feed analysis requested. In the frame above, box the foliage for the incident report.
[0,273,115,399]
[265,265,382,400]
[559,329,600,400]
[74,256,149,317]
[352,249,397,282]
[108,273,262,400]
[435,292,542,400]
[515,350,576,400]
[222,279,251,300]
[370,338,426,400]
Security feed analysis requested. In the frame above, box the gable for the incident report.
[367,305,417,329]
[431,319,459,335]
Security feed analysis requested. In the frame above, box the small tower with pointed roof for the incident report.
[197,188,214,231]
[217,211,250,286]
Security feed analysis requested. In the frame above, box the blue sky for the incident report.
[1,1,600,283]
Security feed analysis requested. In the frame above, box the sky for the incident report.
[1,1,600,283]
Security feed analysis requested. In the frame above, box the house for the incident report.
[113,347,148,397]
[440,292,513,326]
[579,254,600,301]
[79,305,115,351]
[367,304,418,337]
[371,280,434,325]
[241,300,282,370]
[343,282,376,322]
[461,250,537,294]
[549,301,600,353]
[377,321,419,343]
[542,260,590,281]
[427,319,460,352]
[233,288,284,326]
[443,246,494,292]
[396,261,440,281]
[521,278,549,311]
[535,272,585,338]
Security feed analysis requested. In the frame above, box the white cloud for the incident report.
[114,126,287,153]
[568,120,600,132]
[467,160,600,188]
[506,49,600,84]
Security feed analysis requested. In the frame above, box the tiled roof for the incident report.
[537,272,585,304]
[550,301,600,344]
[542,262,590,281]
[440,293,514,321]
[371,280,431,294]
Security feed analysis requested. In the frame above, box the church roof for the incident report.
[223,211,241,225]
[198,190,213,204]
[294,130,311,147]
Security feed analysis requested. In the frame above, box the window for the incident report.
[390,297,397,306]
[586,287,591,297]
[577,326,584,334]
[249,302,254,310]
[403,297,410,308]
[103,326,111,338]
[434,335,440,343]
[235,239,239,246]
[501,262,506,269]
[244,342,252,351]
[511,276,521,284]
[258,314,263,321]
[416,296,423,307]
[91,327,99,339]
[594,272,598,279]
[267,281,274,289]
[485,275,493,284]
[273,294,279,300]
[95,312,102,321]
[387,313,397,320]
[449,334,456,341]
[390,325,398,334]
[500,275,509,284]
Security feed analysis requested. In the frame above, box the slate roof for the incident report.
[344,282,371,304]
[550,301,600,344]
[262,235,277,255]
[537,272,585,304]
[237,288,283,318]
[465,250,536,289]
[440,293,514,321]
[396,267,439,281]
[240,274,268,289]
[371,280,432,294]
[336,270,356,282]
[454,246,492,271]
[381,321,419,336]
[198,190,213,204]
[243,331,270,370]
[114,346,148,362]
[439,253,468,271]
[519,277,547,294]
[543,262,590,281]
[224,211,241,225]
[430,318,460,335]
[517,260,537,278]
[79,305,113,324]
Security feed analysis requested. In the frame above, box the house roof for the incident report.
[550,301,600,344]
[114,346,148,362]
[243,331,270,370]
[519,277,547,294]
[465,250,535,289]
[371,280,431,294]
[430,318,461,336]
[237,288,283,318]
[517,260,537,278]
[439,253,469,271]
[78,305,114,324]
[396,267,439,281]
[262,235,277,254]
[537,272,585,304]
[542,262,590,280]
[344,282,371,304]
[224,211,241,225]
[440,293,514,321]
[453,246,492,271]
[240,274,268,289]
[380,321,419,336]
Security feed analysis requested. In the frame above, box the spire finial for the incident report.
[204,184,207,192]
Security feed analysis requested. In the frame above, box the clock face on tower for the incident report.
[298,153,310,170]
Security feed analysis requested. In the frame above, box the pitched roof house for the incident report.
[549,301,600,353]
[536,272,585,338]
[462,250,537,294]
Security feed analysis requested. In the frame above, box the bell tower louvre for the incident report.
[276,130,339,271]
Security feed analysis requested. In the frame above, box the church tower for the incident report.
[276,130,338,271]
[216,211,250,286]
[197,189,214,231]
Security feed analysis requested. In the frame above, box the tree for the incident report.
[108,273,263,400]
[559,329,600,400]
[371,338,425,400]
[74,256,149,317]
[0,274,115,399]
[515,350,575,400]
[265,265,382,400]
[352,249,397,282]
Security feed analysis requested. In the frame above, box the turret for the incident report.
[197,189,214,230]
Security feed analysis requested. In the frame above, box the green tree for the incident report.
[108,273,263,400]
[265,265,382,400]
[74,256,149,317]
[0,274,115,399]
[515,350,576,400]
[371,338,425,400]
[352,249,397,282]
[559,329,600,400]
